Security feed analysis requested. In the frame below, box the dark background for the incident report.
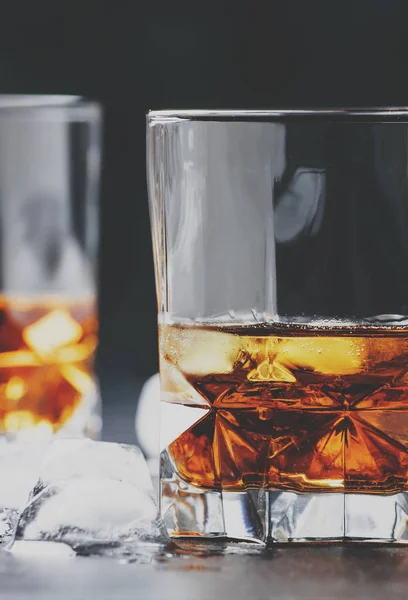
[1,0,407,438]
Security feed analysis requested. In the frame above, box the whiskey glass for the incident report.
[0,96,101,510]
[147,109,408,543]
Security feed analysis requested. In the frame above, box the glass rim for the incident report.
[148,108,408,123]
[0,95,101,121]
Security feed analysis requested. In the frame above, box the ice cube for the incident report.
[0,438,51,510]
[0,509,19,548]
[13,439,169,555]
[278,336,364,375]
[135,373,160,461]
[0,436,53,547]
[163,325,242,376]
[33,438,153,493]
[23,309,83,356]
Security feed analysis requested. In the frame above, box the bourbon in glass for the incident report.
[161,322,408,495]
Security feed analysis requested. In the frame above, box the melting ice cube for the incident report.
[13,439,168,556]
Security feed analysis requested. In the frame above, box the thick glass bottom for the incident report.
[161,451,408,543]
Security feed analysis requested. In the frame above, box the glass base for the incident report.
[161,452,408,544]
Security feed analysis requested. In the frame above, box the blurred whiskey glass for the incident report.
[0,97,101,509]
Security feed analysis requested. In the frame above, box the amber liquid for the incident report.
[161,323,408,494]
[0,294,97,434]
